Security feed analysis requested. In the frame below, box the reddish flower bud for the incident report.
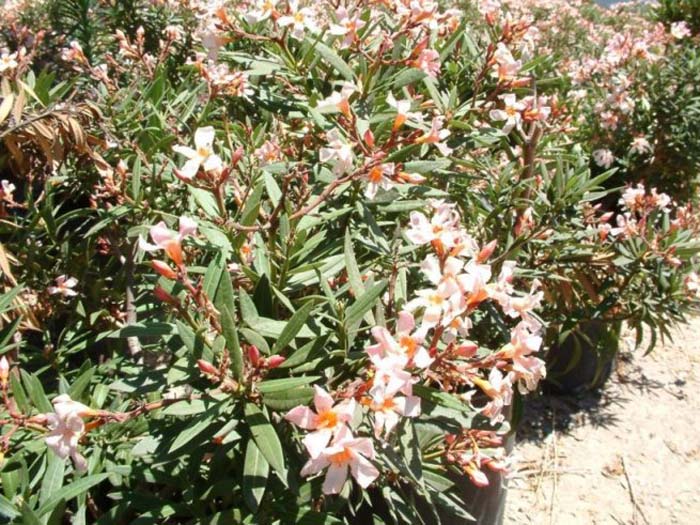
[455,342,478,358]
[266,355,286,369]
[232,146,244,166]
[477,240,498,262]
[364,129,375,149]
[197,359,218,377]
[247,345,261,367]
[152,260,178,280]
[153,285,177,305]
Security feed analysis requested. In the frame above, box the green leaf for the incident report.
[313,41,354,81]
[39,454,65,509]
[244,404,287,485]
[168,413,215,453]
[243,441,269,512]
[257,376,320,394]
[220,305,243,381]
[271,301,315,354]
[344,229,365,298]
[278,336,328,369]
[36,473,109,517]
[344,280,387,331]
[261,387,314,411]
[21,371,52,413]
[0,494,19,519]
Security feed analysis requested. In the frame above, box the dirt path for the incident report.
[505,316,700,525]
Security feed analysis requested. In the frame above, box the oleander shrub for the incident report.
[0,0,698,523]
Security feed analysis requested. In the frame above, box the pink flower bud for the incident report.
[364,129,375,149]
[477,240,498,262]
[599,212,614,224]
[152,260,178,280]
[455,342,478,358]
[197,359,218,377]
[153,286,177,305]
[266,355,286,369]
[232,146,244,166]
[247,345,261,367]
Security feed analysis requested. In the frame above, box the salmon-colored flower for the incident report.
[139,216,197,266]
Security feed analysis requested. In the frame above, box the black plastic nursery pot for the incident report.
[544,320,622,394]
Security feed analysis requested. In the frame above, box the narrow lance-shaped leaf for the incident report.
[271,300,315,355]
[244,403,287,486]
[243,440,269,512]
[221,305,243,381]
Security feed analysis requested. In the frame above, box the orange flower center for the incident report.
[368,166,383,183]
[329,447,353,465]
[316,409,338,429]
[400,336,417,358]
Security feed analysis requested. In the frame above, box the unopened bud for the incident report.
[477,240,498,262]
[0,356,9,385]
[247,345,261,367]
[153,285,177,305]
[455,342,478,358]
[364,129,375,149]
[232,146,244,166]
[266,355,286,369]
[599,212,614,224]
[152,260,178,280]
[397,171,426,184]
[197,359,219,377]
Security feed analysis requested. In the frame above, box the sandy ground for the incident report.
[505,316,700,525]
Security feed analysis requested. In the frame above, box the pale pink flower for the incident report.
[366,311,432,368]
[244,0,278,24]
[328,7,366,48]
[285,386,356,458]
[670,21,691,40]
[300,426,379,494]
[0,52,18,73]
[319,129,355,175]
[386,92,422,130]
[0,180,15,202]
[364,163,395,199]
[44,394,95,472]
[493,43,521,83]
[474,368,514,425]
[48,275,79,297]
[173,127,222,179]
[630,136,652,156]
[489,93,525,133]
[369,354,416,397]
[316,82,356,117]
[278,0,319,40]
[416,117,451,155]
[255,139,282,166]
[592,148,614,168]
[413,49,441,78]
[139,216,198,266]
[366,382,421,438]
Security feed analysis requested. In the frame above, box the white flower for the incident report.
[0,52,18,73]
[44,394,95,472]
[592,149,614,168]
[278,0,319,40]
[670,21,691,40]
[489,94,525,133]
[245,0,278,24]
[172,126,223,179]
[319,129,354,175]
[48,275,78,297]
